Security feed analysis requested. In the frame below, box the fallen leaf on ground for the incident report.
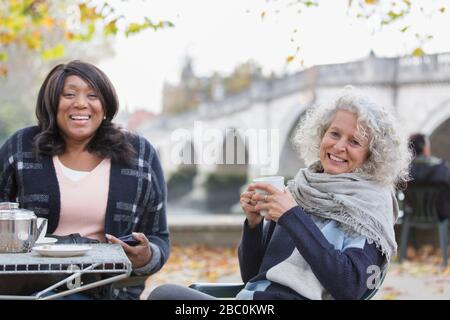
[143,244,240,297]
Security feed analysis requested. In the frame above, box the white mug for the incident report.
[252,176,285,216]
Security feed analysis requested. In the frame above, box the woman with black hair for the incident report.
[0,60,170,299]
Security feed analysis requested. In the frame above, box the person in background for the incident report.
[407,133,450,220]
[147,86,412,300]
[0,60,170,299]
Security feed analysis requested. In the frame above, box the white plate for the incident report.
[35,237,58,245]
[32,245,92,257]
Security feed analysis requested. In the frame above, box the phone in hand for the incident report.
[118,234,140,246]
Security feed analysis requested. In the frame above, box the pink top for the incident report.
[52,156,111,242]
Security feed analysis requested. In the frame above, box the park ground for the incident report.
[142,244,450,300]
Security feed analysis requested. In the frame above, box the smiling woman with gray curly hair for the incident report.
[292,86,412,188]
[148,86,414,301]
[233,86,413,300]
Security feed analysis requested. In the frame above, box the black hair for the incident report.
[408,133,428,157]
[33,60,135,164]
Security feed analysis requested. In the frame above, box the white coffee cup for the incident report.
[252,176,285,216]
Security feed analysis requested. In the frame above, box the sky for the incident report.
[96,0,450,115]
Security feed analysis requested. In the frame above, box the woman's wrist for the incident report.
[247,217,262,229]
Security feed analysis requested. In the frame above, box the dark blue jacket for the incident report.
[238,206,385,300]
[0,126,170,299]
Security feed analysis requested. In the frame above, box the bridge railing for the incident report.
[140,52,450,132]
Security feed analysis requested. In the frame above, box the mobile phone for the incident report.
[118,234,140,246]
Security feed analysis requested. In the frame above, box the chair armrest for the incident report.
[362,263,389,300]
[189,282,245,298]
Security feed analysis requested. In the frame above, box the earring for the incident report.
[103,116,107,120]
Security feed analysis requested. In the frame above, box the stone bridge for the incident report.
[138,52,450,213]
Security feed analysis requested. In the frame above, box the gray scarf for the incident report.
[287,162,398,262]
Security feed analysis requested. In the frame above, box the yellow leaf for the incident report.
[0,32,15,45]
[439,7,446,13]
[41,44,65,61]
[411,47,425,57]
[261,11,266,20]
[286,55,295,63]
[364,0,378,4]
[104,20,118,36]
[125,23,142,37]
[0,52,8,61]
[24,34,41,50]
[382,293,398,300]
[42,17,54,29]
[65,31,75,41]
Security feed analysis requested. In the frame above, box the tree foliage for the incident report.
[0,0,174,76]
[262,0,448,64]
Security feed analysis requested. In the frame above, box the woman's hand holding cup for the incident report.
[240,185,262,228]
[251,176,297,223]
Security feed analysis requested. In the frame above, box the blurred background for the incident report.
[1,0,449,299]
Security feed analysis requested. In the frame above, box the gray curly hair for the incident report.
[292,86,412,188]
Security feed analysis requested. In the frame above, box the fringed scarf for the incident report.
[287,162,398,261]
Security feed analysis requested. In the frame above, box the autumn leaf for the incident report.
[0,1,174,76]
[387,10,404,21]
[41,17,54,29]
[303,1,318,7]
[78,3,102,23]
[0,52,8,62]
[0,32,15,45]
[400,26,409,33]
[382,292,398,300]
[412,47,425,57]
[0,65,7,77]
[286,55,295,63]
[104,19,118,36]
[146,244,239,292]
[64,31,76,41]
[261,11,266,20]
[24,33,42,50]
[41,44,65,60]
[364,0,378,5]
[125,22,143,37]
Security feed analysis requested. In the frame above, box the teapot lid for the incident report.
[0,202,36,219]
[0,202,19,210]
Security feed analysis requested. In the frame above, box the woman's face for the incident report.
[319,110,369,174]
[57,75,104,146]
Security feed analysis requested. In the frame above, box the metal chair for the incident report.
[189,264,388,300]
[399,183,449,267]
[189,282,244,298]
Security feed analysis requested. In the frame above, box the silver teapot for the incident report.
[0,202,47,253]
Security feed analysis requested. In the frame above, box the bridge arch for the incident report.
[200,128,249,213]
[279,110,307,179]
[421,99,450,135]
[166,140,198,201]
[425,99,450,162]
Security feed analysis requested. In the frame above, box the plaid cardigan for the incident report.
[0,126,170,299]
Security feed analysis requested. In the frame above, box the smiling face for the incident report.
[57,75,104,146]
[319,110,370,174]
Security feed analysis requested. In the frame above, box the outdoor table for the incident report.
[0,244,132,300]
